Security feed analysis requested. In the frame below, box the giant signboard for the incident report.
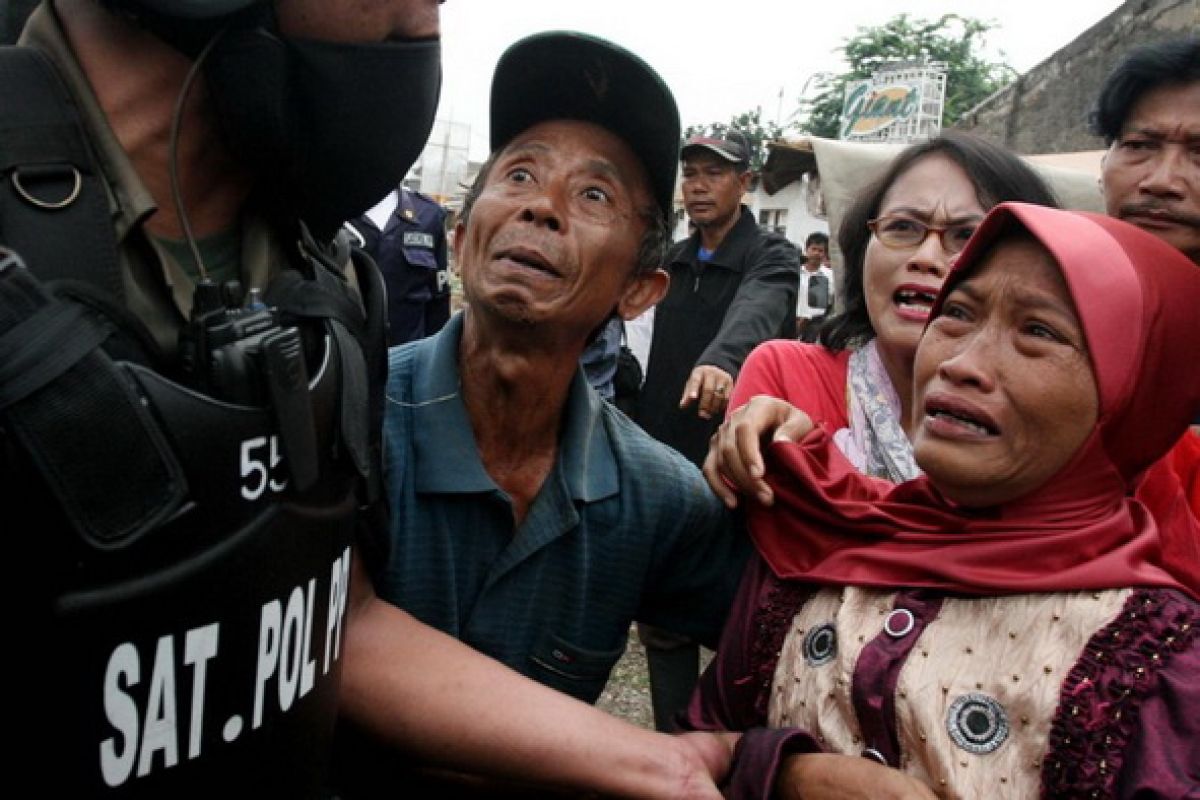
[839,63,947,144]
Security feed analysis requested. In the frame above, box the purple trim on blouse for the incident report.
[851,590,944,767]
[679,556,821,800]
[727,728,824,800]
[750,577,814,720]
[1041,588,1199,797]
[684,558,1200,800]
[681,555,814,734]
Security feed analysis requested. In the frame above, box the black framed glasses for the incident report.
[867,215,979,255]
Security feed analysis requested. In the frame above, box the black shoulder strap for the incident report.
[263,224,392,564]
[0,48,187,548]
[0,45,123,301]
[0,247,187,548]
[343,241,391,571]
[263,225,388,494]
[346,242,389,506]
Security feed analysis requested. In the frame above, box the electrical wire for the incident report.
[166,28,230,282]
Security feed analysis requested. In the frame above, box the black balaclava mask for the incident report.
[112,1,442,242]
[202,25,442,240]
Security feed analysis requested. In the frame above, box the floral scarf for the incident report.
[832,339,920,483]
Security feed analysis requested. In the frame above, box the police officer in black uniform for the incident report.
[1,0,439,796]
[346,186,451,346]
[1,4,739,796]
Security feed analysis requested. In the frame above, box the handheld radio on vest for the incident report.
[179,279,320,490]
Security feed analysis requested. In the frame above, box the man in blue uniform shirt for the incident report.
[347,185,450,345]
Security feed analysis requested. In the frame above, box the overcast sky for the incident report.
[439,0,1126,159]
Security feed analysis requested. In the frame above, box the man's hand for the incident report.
[775,754,938,800]
[702,395,814,508]
[668,732,740,799]
[679,365,734,420]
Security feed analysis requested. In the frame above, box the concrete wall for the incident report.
[955,0,1198,154]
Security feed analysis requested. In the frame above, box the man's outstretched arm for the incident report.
[340,553,736,799]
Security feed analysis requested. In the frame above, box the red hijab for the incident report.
[751,203,1200,599]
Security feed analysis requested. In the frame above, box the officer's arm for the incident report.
[340,551,734,799]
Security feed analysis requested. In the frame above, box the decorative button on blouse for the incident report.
[884,607,916,638]
[946,693,1010,755]
[802,622,837,666]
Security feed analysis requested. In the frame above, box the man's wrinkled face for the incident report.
[454,120,658,340]
[1100,81,1200,265]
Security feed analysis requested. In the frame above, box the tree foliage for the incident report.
[683,107,789,173]
[799,14,1016,139]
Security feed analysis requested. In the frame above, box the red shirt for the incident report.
[728,340,851,431]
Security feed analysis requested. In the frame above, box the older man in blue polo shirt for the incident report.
[370,32,745,706]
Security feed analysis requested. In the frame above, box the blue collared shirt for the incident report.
[375,314,746,701]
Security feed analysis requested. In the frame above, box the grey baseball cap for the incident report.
[682,130,753,170]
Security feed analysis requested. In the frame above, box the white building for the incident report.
[671,173,829,250]
[404,118,473,205]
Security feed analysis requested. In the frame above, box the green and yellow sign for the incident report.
[840,81,921,139]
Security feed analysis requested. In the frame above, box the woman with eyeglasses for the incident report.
[703,132,1058,502]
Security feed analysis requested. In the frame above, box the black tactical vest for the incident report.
[0,46,387,797]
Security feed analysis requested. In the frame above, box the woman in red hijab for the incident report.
[681,203,1200,800]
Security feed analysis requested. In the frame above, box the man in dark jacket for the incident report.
[639,131,799,467]
[636,129,800,730]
